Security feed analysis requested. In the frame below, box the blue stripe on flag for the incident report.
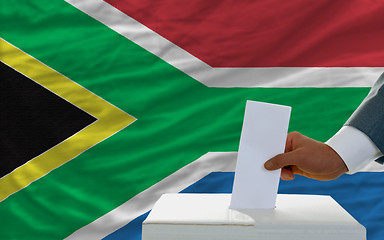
[104,172,384,240]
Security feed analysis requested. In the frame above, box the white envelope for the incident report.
[230,100,291,209]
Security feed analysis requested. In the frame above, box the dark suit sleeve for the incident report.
[345,73,384,164]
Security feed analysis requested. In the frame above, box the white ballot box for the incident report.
[142,193,366,240]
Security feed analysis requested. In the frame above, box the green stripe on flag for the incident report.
[0,0,370,239]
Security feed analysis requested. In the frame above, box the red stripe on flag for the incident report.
[105,0,384,67]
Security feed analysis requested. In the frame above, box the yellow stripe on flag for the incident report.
[0,38,136,202]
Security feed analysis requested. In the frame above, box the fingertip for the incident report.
[264,160,274,170]
[281,167,295,181]
[281,170,295,181]
[265,154,284,170]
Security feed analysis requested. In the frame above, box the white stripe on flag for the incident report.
[65,152,237,239]
[65,0,382,88]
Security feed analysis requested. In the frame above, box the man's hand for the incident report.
[264,132,348,181]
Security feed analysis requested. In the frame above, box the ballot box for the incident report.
[142,193,366,240]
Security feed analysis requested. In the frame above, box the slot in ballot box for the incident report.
[142,193,366,240]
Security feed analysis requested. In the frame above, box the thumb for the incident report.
[264,151,300,171]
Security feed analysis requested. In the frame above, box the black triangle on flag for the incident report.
[0,61,97,178]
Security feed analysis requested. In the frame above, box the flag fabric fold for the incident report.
[1,1,383,239]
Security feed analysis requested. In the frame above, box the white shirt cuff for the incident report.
[325,126,383,174]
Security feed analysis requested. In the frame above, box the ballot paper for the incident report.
[230,101,291,209]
